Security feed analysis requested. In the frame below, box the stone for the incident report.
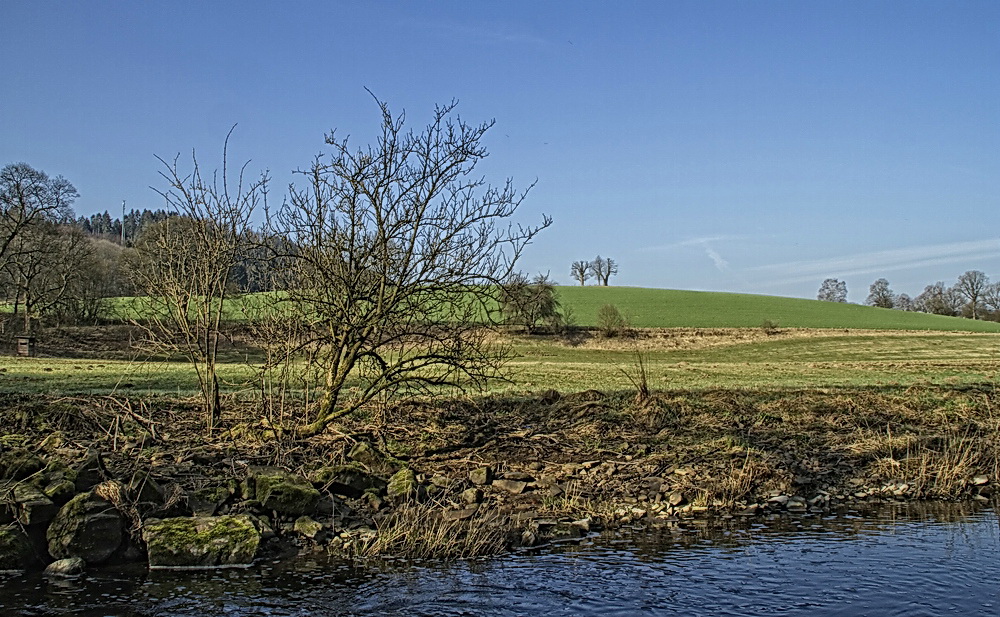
[293,516,324,539]
[460,487,483,505]
[44,557,86,577]
[430,474,454,489]
[528,462,545,472]
[441,507,478,522]
[668,491,686,507]
[190,486,232,517]
[0,524,33,570]
[73,450,107,493]
[310,465,387,499]
[347,442,394,473]
[972,475,990,486]
[0,448,44,481]
[386,468,418,501]
[46,490,124,564]
[503,471,535,482]
[248,467,321,516]
[143,515,260,568]
[469,466,494,486]
[13,483,59,525]
[493,479,528,495]
[43,479,76,506]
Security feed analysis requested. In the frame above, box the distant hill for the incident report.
[556,286,1000,332]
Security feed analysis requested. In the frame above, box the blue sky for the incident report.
[3,1,998,300]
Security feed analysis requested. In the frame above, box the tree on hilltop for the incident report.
[865,278,895,308]
[591,255,618,286]
[570,260,591,286]
[817,278,848,302]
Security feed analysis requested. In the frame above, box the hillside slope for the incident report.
[556,286,1000,331]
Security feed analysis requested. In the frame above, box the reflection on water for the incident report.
[2,503,998,617]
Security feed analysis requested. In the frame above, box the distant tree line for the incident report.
[818,271,1000,321]
[76,208,175,244]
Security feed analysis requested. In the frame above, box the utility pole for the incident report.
[121,200,126,245]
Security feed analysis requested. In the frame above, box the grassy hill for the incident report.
[556,286,1000,332]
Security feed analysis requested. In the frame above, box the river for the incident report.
[2,503,997,616]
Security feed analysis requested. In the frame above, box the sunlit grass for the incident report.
[3,329,999,397]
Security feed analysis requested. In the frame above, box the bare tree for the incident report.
[570,260,591,286]
[983,282,1000,317]
[3,221,92,330]
[0,163,78,273]
[894,293,914,312]
[129,130,267,431]
[268,97,550,436]
[914,281,961,316]
[865,278,895,309]
[817,278,848,302]
[954,270,989,320]
[591,255,618,286]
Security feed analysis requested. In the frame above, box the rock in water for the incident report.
[44,557,86,577]
[143,515,260,568]
[46,491,123,564]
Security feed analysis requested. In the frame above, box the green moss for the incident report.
[144,515,260,568]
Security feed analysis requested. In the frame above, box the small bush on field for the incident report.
[760,319,781,335]
[597,304,628,338]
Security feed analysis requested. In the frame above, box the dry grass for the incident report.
[349,502,507,560]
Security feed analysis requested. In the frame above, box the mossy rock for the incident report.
[190,486,232,516]
[143,515,260,568]
[310,464,387,498]
[386,468,417,501]
[46,491,123,564]
[248,467,320,516]
[12,483,58,526]
[0,448,44,482]
[0,524,33,570]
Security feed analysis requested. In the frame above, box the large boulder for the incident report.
[247,467,320,517]
[143,515,260,568]
[0,524,33,570]
[46,489,124,564]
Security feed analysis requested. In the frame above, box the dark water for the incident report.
[2,504,998,617]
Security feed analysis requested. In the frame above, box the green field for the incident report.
[555,286,1000,331]
[3,287,1000,399]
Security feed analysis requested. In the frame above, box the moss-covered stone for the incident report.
[386,468,417,501]
[0,524,32,570]
[248,467,320,516]
[13,483,58,525]
[43,479,76,506]
[310,464,387,498]
[190,486,232,516]
[143,515,260,568]
[0,448,44,481]
[46,491,123,564]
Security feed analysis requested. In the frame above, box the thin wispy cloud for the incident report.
[646,235,734,272]
[704,246,730,272]
[752,238,1000,287]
